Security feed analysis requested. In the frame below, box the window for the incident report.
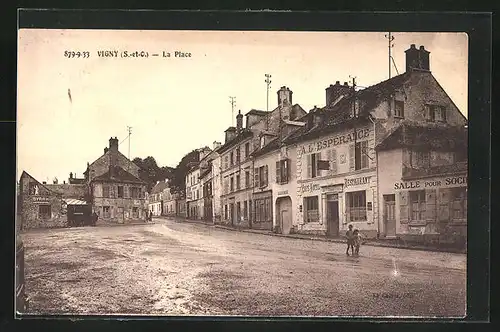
[410,190,426,221]
[117,186,124,198]
[224,156,229,170]
[254,197,272,223]
[254,165,269,188]
[224,205,228,219]
[347,191,367,222]
[103,185,110,198]
[425,104,447,123]
[307,153,320,178]
[236,148,241,163]
[38,204,51,219]
[248,200,253,222]
[103,206,111,218]
[355,141,369,170]
[236,202,241,222]
[276,159,290,184]
[245,143,250,158]
[451,187,467,219]
[236,174,241,190]
[243,200,248,220]
[230,177,234,192]
[304,196,319,223]
[132,207,139,218]
[230,152,234,166]
[394,100,405,118]
[245,171,250,188]
[410,150,431,169]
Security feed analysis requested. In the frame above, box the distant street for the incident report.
[22,218,466,317]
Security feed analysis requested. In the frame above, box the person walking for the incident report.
[345,224,355,256]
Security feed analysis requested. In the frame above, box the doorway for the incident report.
[384,194,396,237]
[326,194,339,237]
[276,196,293,235]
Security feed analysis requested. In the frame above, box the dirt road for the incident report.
[22,219,466,317]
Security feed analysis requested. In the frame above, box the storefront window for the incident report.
[254,197,272,223]
[451,187,467,219]
[410,190,426,221]
[304,196,319,223]
[347,191,366,222]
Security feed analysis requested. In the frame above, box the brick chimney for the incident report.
[326,81,352,107]
[109,137,119,152]
[70,172,73,179]
[104,147,109,154]
[277,86,293,107]
[405,44,430,72]
[236,110,243,131]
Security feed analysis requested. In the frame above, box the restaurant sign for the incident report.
[344,176,372,188]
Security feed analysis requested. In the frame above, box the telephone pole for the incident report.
[127,126,132,162]
[264,74,272,112]
[229,96,236,126]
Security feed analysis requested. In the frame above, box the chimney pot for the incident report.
[344,82,348,86]
[419,45,425,50]
[411,44,416,48]
[70,172,73,179]
[335,81,340,85]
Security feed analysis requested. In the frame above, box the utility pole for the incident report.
[229,96,236,126]
[127,126,132,162]
[264,74,272,112]
[385,32,400,79]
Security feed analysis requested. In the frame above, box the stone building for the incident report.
[149,180,168,216]
[85,137,147,223]
[17,171,87,229]
[161,186,177,216]
[186,164,201,219]
[199,142,222,222]
[217,87,307,229]
[282,44,467,242]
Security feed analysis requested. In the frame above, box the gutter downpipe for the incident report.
[368,114,380,238]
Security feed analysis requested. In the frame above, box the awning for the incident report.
[63,198,88,206]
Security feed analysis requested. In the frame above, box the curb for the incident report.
[158,217,466,254]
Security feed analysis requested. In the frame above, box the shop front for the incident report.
[252,190,273,231]
[390,174,467,246]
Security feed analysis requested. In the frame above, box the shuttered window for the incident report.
[410,190,426,221]
[451,187,467,219]
[276,159,290,184]
[103,185,110,198]
[306,153,320,178]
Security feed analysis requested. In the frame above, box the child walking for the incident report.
[352,229,365,256]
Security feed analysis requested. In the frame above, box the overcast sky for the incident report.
[17,30,468,183]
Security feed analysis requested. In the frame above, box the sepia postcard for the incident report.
[16,23,471,318]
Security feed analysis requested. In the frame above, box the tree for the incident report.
[170,149,200,195]
[133,156,175,192]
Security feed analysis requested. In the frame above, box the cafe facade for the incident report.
[292,122,380,238]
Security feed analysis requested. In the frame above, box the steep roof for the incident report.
[285,72,413,144]
[44,183,87,199]
[217,128,254,154]
[245,109,269,116]
[92,166,145,184]
[151,180,168,194]
[376,121,468,151]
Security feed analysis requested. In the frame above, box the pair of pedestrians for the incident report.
[345,224,364,256]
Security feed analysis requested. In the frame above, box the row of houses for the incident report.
[177,44,468,246]
[18,137,149,229]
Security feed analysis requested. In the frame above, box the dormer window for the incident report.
[394,100,405,118]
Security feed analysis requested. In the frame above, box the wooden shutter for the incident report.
[345,193,351,223]
[254,168,259,188]
[438,188,451,222]
[264,165,269,186]
[284,159,290,182]
[307,154,312,178]
[276,161,281,184]
[425,189,436,221]
[399,191,409,224]
[349,144,355,172]
[424,105,431,121]
[330,149,337,175]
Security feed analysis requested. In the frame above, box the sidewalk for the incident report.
[157,216,466,254]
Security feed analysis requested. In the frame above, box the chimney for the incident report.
[109,137,119,152]
[277,86,293,107]
[70,172,73,179]
[326,81,352,106]
[104,147,109,154]
[213,141,222,150]
[236,110,243,131]
[405,44,430,72]
[225,127,237,143]
[42,181,46,184]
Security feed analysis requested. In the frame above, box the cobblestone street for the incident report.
[22,218,466,317]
